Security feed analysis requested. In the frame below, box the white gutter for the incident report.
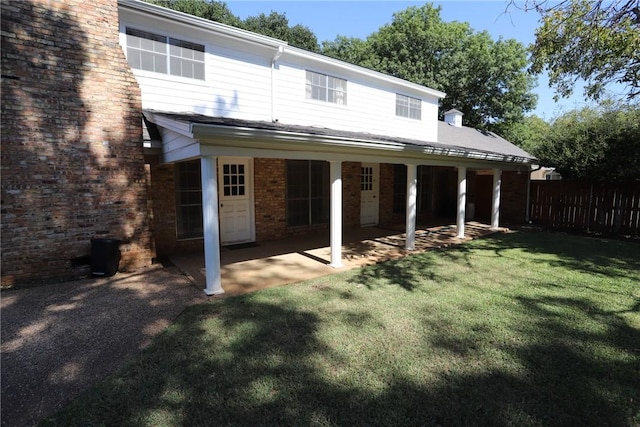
[119,0,286,49]
[191,123,533,164]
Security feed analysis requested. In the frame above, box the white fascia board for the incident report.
[192,124,532,168]
[119,0,285,50]
[143,112,193,138]
[163,143,202,164]
[200,144,529,171]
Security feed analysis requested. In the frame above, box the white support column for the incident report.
[405,164,417,250]
[201,157,224,296]
[329,160,343,268]
[456,166,467,238]
[491,168,502,229]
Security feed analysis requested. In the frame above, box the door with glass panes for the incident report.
[218,157,253,244]
[360,163,379,225]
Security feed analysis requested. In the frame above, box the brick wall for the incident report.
[379,163,395,225]
[254,158,287,241]
[342,162,361,229]
[1,0,153,286]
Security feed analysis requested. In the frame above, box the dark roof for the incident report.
[437,122,533,160]
[144,110,536,162]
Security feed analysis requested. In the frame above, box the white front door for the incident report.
[360,163,379,226]
[218,157,254,245]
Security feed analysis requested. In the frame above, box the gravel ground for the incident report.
[1,265,207,427]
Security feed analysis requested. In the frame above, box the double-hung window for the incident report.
[286,160,330,227]
[396,94,422,120]
[305,71,347,105]
[126,28,205,80]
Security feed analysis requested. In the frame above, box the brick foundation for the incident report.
[1,0,153,286]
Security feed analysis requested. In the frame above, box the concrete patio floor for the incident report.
[170,221,502,297]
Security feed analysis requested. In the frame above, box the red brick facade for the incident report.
[1,0,153,286]
[254,158,287,241]
[149,158,530,257]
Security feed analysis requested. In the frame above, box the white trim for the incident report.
[360,163,379,226]
[217,157,256,245]
[191,124,532,164]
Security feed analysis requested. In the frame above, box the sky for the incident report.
[224,0,597,120]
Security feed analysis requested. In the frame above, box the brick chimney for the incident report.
[1,0,153,286]
[444,109,464,128]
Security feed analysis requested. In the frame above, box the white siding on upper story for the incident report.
[118,3,443,143]
[119,8,275,121]
[274,56,439,142]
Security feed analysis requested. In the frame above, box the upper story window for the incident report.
[126,28,205,80]
[305,71,347,105]
[396,94,421,120]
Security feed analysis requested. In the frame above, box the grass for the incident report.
[42,231,640,426]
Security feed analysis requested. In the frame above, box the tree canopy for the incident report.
[323,4,537,131]
[146,0,318,51]
[243,12,319,52]
[525,0,640,100]
[148,0,241,26]
[532,102,640,182]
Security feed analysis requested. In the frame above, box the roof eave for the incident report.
[190,122,533,164]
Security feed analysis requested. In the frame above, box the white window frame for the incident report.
[305,70,347,105]
[126,27,205,81]
[396,94,422,120]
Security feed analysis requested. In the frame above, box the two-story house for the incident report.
[119,0,533,295]
[0,0,534,291]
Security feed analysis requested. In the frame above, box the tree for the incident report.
[498,115,551,155]
[147,1,319,52]
[322,4,537,131]
[146,0,242,26]
[322,36,376,68]
[525,0,640,100]
[533,102,640,182]
[242,12,319,52]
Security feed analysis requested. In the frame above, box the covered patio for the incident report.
[144,109,532,297]
[169,221,502,297]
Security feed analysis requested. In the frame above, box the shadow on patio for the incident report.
[169,221,501,297]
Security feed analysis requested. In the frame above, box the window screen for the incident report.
[286,160,330,227]
[175,160,203,239]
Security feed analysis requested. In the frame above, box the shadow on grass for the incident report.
[349,230,640,292]
[473,230,640,282]
[423,291,639,425]
[349,255,439,291]
[42,287,640,426]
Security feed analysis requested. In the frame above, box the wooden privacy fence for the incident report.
[529,181,640,236]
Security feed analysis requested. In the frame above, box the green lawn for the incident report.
[43,231,640,426]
